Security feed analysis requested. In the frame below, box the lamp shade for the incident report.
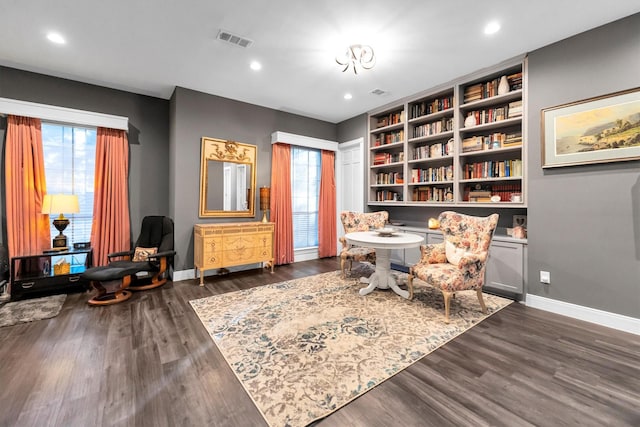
[260,187,270,211]
[41,194,80,217]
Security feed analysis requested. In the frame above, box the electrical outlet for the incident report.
[540,271,550,284]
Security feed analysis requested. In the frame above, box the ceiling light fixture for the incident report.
[336,44,375,74]
[484,21,501,35]
[343,93,353,100]
[250,61,262,71]
[47,32,66,44]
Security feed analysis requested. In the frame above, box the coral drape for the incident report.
[90,127,131,266]
[318,150,336,257]
[270,143,294,265]
[4,115,50,258]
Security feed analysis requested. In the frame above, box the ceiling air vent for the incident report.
[216,30,253,48]
[370,88,387,96]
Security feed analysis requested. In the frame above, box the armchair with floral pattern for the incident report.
[339,211,389,278]
[408,211,499,323]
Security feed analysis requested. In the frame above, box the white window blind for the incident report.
[42,123,96,246]
[291,146,321,249]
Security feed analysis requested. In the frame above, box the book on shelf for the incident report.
[507,72,523,91]
[410,96,454,119]
[462,136,483,152]
[507,100,523,118]
[463,183,522,202]
[376,110,405,128]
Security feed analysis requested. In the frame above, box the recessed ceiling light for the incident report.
[344,93,353,100]
[484,21,501,35]
[47,32,66,44]
[250,61,262,71]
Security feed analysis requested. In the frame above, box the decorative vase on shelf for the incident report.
[497,75,510,95]
[464,113,476,127]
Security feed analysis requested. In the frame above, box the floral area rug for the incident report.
[0,294,66,328]
[189,269,512,427]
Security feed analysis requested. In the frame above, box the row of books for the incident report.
[409,96,454,119]
[464,103,521,127]
[463,159,523,179]
[462,183,522,202]
[375,110,405,128]
[461,131,522,152]
[374,172,403,185]
[463,72,523,102]
[412,117,454,138]
[411,165,454,183]
[374,190,402,202]
[373,152,404,165]
[412,138,453,159]
[373,130,404,146]
[411,186,454,202]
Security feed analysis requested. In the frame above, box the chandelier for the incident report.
[336,44,376,74]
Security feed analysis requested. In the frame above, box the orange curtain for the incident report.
[318,150,336,258]
[270,143,294,265]
[4,115,50,258]
[90,127,131,266]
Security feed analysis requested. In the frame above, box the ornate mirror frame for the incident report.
[199,137,257,218]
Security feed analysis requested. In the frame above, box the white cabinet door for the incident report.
[485,241,524,294]
[404,231,427,266]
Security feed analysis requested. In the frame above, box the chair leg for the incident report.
[340,256,347,278]
[407,270,414,300]
[441,290,453,323]
[476,289,487,314]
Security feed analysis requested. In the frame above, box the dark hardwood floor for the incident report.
[1,257,638,427]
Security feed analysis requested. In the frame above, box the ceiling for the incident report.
[1,1,639,124]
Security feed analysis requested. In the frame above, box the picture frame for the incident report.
[541,87,640,168]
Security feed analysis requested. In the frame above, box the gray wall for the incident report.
[337,114,367,143]
[169,87,336,270]
[526,13,640,318]
[0,66,170,246]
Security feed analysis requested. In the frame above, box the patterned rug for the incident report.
[190,269,512,427]
[0,294,67,328]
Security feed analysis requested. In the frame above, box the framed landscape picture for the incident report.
[542,87,640,168]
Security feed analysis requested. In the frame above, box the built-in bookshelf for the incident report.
[368,59,526,207]
[369,107,406,203]
[457,64,524,206]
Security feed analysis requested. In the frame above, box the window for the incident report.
[42,123,96,246]
[291,146,321,249]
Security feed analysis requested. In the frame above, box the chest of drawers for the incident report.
[194,222,274,286]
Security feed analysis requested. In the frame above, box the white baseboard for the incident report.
[526,294,640,335]
[173,263,261,283]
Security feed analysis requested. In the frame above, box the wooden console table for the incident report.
[194,222,274,286]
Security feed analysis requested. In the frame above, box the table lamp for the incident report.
[41,194,80,248]
[260,186,270,223]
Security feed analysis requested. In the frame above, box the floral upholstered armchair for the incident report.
[408,211,499,323]
[339,211,389,278]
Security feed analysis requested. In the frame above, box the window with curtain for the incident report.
[41,123,96,246]
[291,146,321,249]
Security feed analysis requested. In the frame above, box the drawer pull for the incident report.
[69,276,81,282]
[21,282,35,289]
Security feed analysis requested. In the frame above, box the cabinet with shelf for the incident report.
[367,59,526,208]
[10,249,93,300]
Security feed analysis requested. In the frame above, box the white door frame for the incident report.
[336,137,364,254]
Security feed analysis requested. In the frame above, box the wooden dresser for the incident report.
[194,222,274,286]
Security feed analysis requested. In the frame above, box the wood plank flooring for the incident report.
[0,257,638,427]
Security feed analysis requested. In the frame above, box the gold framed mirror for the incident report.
[199,137,257,218]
